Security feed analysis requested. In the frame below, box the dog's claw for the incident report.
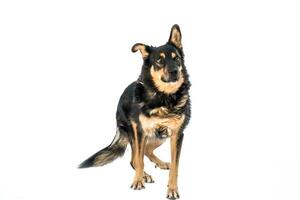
[143,173,154,183]
[166,188,180,199]
[130,180,145,190]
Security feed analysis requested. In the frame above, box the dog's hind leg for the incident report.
[145,138,170,170]
[130,143,154,184]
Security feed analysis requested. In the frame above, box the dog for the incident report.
[79,24,191,199]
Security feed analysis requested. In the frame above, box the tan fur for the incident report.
[167,133,180,197]
[143,171,154,183]
[145,138,170,169]
[131,139,154,183]
[170,28,182,49]
[133,44,149,58]
[139,113,185,138]
[160,52,166,58]
[149,106,169,116]
[139,110,185,197]
[130,121,145,187]
[145,137,165,154]
[150,66,184,94]
[171,52,177,58]
[131,121,139,164]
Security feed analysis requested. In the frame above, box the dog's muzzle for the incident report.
[162,68,180,83]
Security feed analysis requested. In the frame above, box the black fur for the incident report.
[114,43,191,150]
[79,25,191,199]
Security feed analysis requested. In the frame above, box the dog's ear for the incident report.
[168,24,182,49]
[131,43,151,59]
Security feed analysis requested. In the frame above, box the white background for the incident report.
[0,0,300,199]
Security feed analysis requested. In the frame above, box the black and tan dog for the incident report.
[79,24,191,199]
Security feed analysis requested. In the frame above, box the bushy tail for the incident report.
[78,132,128,168]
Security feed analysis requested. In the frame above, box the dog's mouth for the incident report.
[161,72,180,83]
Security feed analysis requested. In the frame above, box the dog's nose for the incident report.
[169,68,178,76]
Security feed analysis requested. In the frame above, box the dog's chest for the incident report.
[139,109,185,137]
[137,90,188,137]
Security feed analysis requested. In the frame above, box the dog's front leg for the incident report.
[130,121,146,190]
[167,132,184,199]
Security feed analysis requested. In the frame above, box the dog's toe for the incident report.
[130,180,145,190]
[143,172,154,183]
[166,188,180,199]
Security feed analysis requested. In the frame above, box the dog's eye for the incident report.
[175,57,181,64]
[156,57,164,65]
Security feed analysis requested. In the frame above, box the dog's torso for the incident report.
[117,81,190,141]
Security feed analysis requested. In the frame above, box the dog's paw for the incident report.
[155,162,170,170]
[143,172,154,183]
[130,179,145,190]
[155,126,170,139]
[166,188,180,199]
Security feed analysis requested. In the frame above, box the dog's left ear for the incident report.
[131,43,151,59]
[168,24,182,49]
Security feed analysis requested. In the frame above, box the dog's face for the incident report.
[132,25,185,94]
[149,44,182,83]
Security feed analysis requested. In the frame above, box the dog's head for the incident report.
[132,24,187,94]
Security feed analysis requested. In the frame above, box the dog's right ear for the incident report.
[131,43,151,59]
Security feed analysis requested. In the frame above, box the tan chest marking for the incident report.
[149,106,169,116]
[139,113,185,137]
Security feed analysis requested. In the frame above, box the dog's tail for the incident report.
[78,130,128,168]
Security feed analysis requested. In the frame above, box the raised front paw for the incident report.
[155,126,170,138]
[166,188,180,199]
[130,179,145,190]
